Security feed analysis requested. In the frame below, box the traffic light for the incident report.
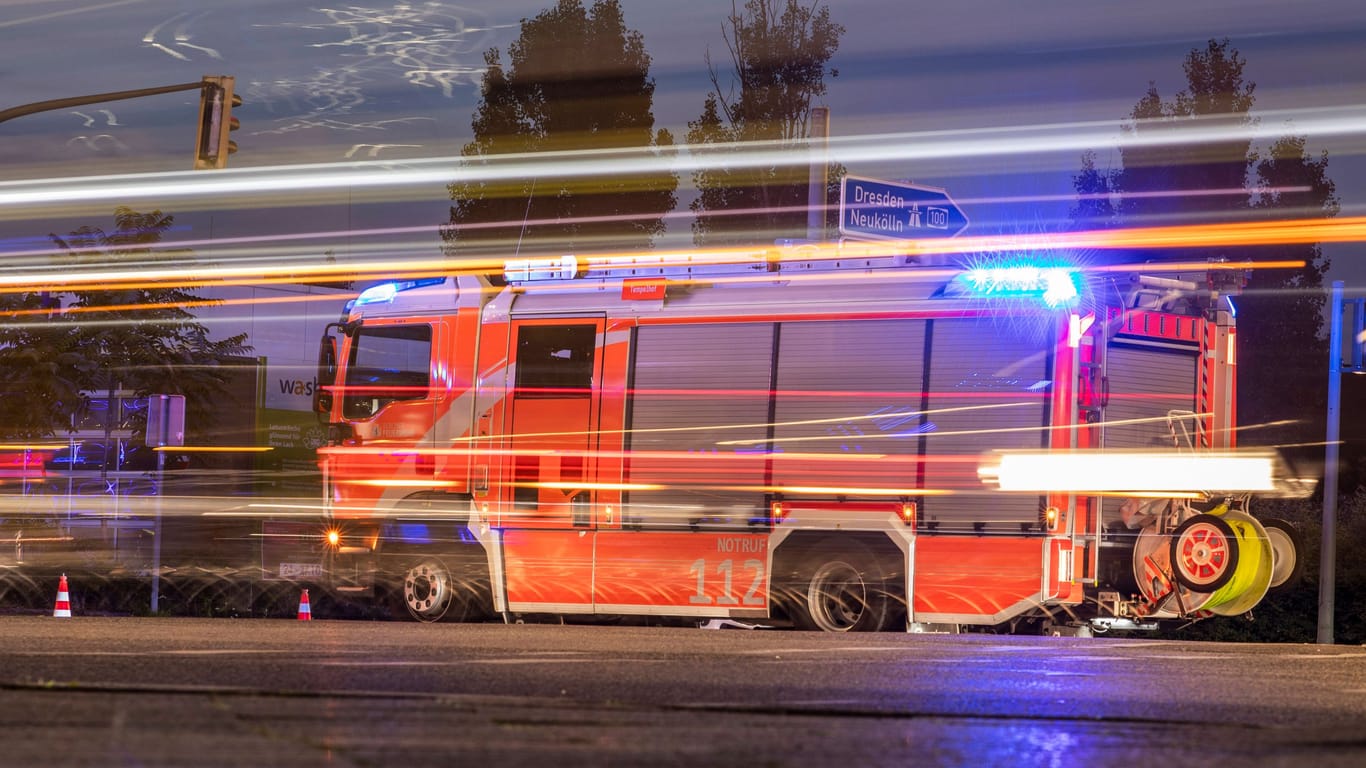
[193,75,240,170]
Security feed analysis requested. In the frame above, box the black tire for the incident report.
[1261,518,1304,591]
[1169,514,1239,593]
[788,543,897,632]
[392,555,491,623]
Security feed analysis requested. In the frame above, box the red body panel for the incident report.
[912,537,1043,618]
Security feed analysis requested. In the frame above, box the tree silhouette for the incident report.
[441,0,677,261]
[1070,40,1347,643]
[687,0,844,247]
[0,207,250,443]
[1071,39,1337,450]
[1240,134,1337,447]
[0,292,83,440]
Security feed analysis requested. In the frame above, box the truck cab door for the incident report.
[504,317,605,529]
[491,316,605,611]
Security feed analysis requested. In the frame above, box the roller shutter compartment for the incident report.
[624,323,775,528]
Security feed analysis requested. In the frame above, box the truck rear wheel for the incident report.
[793,552,896,633]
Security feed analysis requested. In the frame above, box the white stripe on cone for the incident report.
[53,573,72,618]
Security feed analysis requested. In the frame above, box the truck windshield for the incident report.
[341,324,433,420]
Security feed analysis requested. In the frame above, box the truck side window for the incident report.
[342,324,433,419]
[514,324,595,396]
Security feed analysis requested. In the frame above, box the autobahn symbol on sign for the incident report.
[839,175,969,241]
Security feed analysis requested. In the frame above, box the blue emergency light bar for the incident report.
[354,277,445,306]
[958,265,1080,308]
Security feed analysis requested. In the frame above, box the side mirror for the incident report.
[314,333,337,417]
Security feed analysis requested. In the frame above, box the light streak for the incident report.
[718,484,955,496]
[444,401,1040,445]
[982,451,1277,493]
[154,445,275,453]
[0,217,1326,298]
[327,446,900,462]
[340,478,462,488]
[522,481,667,492]
[0,291,355,321]
[4,104,1365,211]
[0,0,144,30]
[715,412,1208,446]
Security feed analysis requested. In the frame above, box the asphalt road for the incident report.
[1,616,1365,767]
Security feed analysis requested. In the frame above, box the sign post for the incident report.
[1321,282,1366,644]
[839,175,968,241]
[146,394,185,615]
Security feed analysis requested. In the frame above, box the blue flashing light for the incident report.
[397,523,432,544]
[959,265,1080,308]
[355,282,398,306]
[354,277,446,307]
[1225,295,1237,318]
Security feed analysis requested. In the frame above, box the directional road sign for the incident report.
[839,175,969,241]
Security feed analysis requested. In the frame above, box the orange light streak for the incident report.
[0,215,1351,296]
[0,291,356,320]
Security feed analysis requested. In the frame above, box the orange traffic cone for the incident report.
[53,573,72,618]
[297,589,312,621]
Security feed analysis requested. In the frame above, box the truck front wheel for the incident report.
[399,557,456,622]
[393,555,492,623]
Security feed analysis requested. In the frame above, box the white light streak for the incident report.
[984,452,1277,493]
[3,105,1364,211]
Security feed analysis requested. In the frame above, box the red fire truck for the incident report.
[303,245,1303,633]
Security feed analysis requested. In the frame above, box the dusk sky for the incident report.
[2,0,1364,285]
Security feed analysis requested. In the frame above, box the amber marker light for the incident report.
[1042,506,1060,532]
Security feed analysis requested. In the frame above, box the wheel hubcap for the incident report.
[404,562,451,621]
[1177,524,1229,585]
[809,561,867,632]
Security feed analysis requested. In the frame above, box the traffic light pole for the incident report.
[2,77,240,169]
[0,82,203,126]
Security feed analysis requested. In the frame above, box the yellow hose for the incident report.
[1200,510,1273,616]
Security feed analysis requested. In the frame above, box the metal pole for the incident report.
[1318,280,1343,644]
[0,81,203,125]
[807,106,830,242]
[151,448,164,615]
[1353,298,1365,371]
